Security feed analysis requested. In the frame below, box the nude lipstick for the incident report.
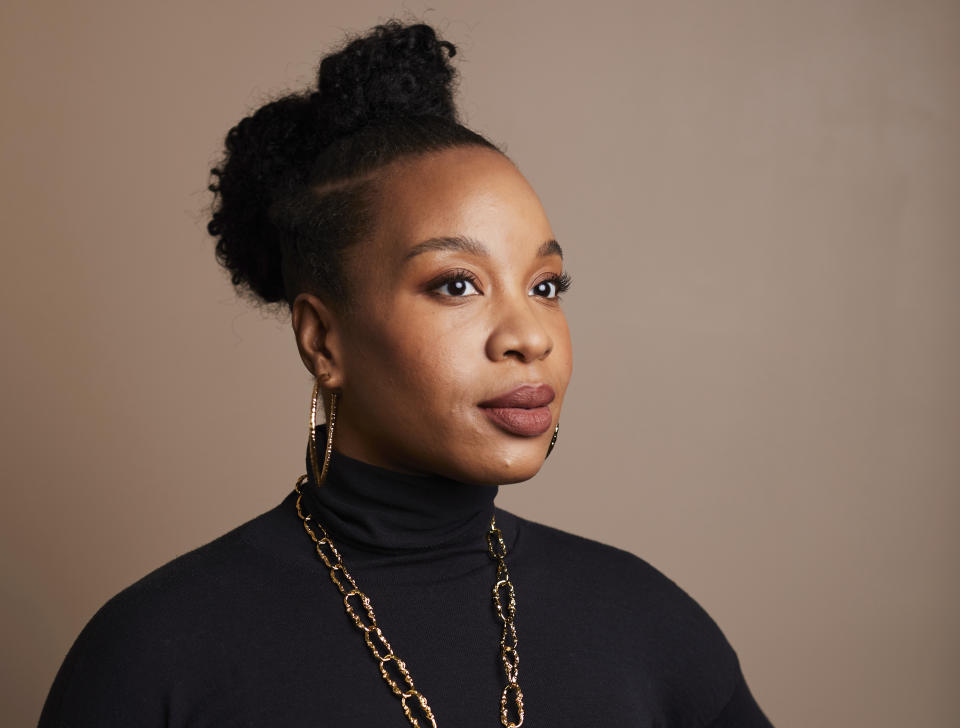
[478,384,556,437]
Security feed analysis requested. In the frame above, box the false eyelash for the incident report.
[533,271,572,300]
[428,268,482,292]
[550,271,573,294]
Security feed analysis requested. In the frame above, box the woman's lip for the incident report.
[480,406,553,437]
[478,383,556,409]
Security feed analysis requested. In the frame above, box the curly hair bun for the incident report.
[209,20,484,306]
[313,20,460,140]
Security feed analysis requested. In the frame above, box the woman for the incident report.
[39,20,773,728]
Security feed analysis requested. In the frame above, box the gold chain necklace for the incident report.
[295,384,525,727]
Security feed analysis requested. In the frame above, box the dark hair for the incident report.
[207,20,502,309]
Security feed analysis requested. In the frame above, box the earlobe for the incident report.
[291,293,345,390]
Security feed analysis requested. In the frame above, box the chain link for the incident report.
[294,474,523,727]
[487,520,525,727]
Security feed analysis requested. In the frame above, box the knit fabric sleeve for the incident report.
[705,667,774,727]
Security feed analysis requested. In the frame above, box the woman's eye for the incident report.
[435,277,480,297]
[529,279,559,298]
[529,272,572,300]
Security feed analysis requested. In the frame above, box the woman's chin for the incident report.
[456,443,550,486]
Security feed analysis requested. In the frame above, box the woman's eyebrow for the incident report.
[402,235,563,262]
[537,239,563,259]
[404,235,488,260]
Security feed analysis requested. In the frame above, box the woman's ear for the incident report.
[291,293,345,390]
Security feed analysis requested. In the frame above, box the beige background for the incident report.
[2,0,958,725]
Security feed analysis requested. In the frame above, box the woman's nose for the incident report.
[485,293,554,363]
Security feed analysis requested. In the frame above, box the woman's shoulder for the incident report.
[506,507,711,604]
[39,492,310,726]
[503,509,760,726]
[82,491,308,631]
[513,511,736,650]
[106,493,296,597]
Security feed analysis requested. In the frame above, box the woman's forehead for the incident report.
[372,147,554,259]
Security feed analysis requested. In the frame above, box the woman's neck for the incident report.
[300,425,499,554]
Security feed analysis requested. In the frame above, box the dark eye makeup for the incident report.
[426,268,483,297]
[426,269,572,300]
[530,271,573,299]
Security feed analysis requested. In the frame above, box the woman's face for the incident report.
[308,145,572,486]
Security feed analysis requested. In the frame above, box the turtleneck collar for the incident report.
[300,424,499,554]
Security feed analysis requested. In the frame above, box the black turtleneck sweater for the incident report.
[39,433,774,727]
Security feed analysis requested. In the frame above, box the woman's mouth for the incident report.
[478,384,555,437]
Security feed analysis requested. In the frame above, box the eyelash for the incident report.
[533,271,573,300]
[423,269,478,300]
[429,269,573,300]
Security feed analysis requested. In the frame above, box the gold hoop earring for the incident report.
[545,422,559,460]
[308,378,337,486]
